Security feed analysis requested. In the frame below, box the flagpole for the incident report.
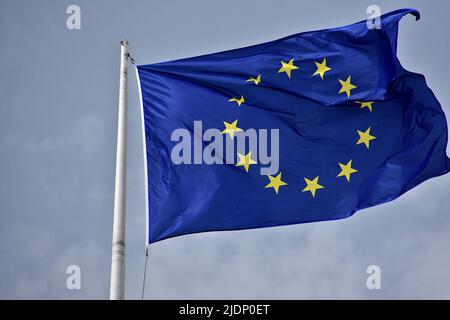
[110,39,128,300]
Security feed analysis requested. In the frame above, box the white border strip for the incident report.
[135,66,150,246]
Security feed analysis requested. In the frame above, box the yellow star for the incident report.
[356,127,376,149]
[246,74,261,85]
[265,172,288,194]
[356,101,374,112]
[235,151,257,172]
[302,176,324,197]
[278,58,299,78]
[338,75,357,97]
[337,160,358,182]
[228,95,245,106]
[313,58,331,79]
[221,119,242,139]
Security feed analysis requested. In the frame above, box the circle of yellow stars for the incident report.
[225,57,376,197]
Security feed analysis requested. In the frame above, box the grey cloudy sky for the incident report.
[1,0,450,299]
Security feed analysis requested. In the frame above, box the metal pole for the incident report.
[110,39,128,300]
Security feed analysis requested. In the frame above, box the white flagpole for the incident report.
[110,39,128,300]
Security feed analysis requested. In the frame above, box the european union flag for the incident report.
[137,8,450,244]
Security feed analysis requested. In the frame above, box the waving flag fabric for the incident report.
[136,8,450,244]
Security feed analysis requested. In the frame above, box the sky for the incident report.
[1,0,450,299]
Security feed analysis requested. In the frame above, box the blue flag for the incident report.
[137,8,450,244]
